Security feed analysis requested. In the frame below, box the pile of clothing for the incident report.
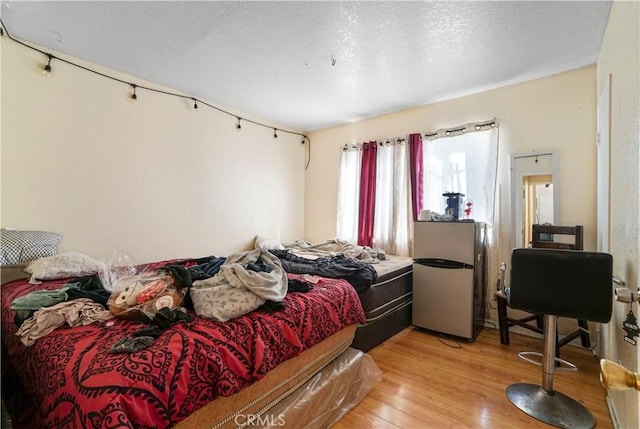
[11,276,113,346]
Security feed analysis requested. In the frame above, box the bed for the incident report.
[263,239,414,352]
[0,260,372,429]
[351,255,413,352]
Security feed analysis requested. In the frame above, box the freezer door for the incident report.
[412,263,474,339]
[413,221,476,265]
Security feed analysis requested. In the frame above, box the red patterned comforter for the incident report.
[1,272,364,428]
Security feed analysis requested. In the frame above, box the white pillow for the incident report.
[253,235,285,251]
[24,252,105,284]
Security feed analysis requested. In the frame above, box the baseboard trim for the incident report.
[606,394,621,429]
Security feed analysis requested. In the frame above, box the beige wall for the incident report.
[306,66,598,315]
[597,1,640,427]
[306,66,598,249]
[1,41,306,263]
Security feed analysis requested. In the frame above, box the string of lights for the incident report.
[0,19,312,170]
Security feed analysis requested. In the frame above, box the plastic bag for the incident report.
[107,271,185,319]
[255,348,382,428]
[101,251,187,319]
[99,251,139,293]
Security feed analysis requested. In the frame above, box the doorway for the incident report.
[510,151,558,249]
[523,175,554,247]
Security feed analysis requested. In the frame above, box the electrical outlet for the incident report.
[489,300,497,310]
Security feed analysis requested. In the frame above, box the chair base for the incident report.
[507,383,595,429]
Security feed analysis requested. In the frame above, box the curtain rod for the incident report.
[423,118,499,141]
[342,136,406,151]
[342,118,498,151]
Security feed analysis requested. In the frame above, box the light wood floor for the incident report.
[333,327,612,429]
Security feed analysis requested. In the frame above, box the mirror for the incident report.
[510,151,559,249]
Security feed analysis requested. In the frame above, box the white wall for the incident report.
[1,41,306,263]
[597,1,640,427]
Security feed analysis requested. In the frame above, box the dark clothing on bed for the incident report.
[186,256,226,281]
[269,250,377,292]
[259,278,314,313]
[110,307,194,353]
[287,279,314,293]
[260,300,285,313]
[246,262,273,273]
[65,275,111,307]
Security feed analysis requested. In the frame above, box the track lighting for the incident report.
[475,124,481,130]
[236,117,242,130]
[273,128,278,138]
[43,54,52,76]
[193,98,198,109]
[131,84,137,101]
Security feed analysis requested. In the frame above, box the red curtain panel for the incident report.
[357,141,377,247]
[409,133,424,220]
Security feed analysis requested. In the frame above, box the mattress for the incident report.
[351,256,413,352]
[1,270,365,428]
[177,324,358,428]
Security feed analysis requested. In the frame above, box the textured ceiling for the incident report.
[1,1,612,132]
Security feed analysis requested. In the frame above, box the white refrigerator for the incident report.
[412,221,486,341]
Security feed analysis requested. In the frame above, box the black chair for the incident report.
[501,248,612,428]
[496,225,590,354]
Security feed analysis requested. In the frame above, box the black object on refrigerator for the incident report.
[412,221,486,341]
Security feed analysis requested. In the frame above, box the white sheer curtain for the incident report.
[336,144,361,243]
[372,139,412,256]
[422,128,498,225]
[337,139,413,256]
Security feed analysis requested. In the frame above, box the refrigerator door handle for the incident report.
[414,258,473,270]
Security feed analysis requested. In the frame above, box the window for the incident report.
[421,128,498,224]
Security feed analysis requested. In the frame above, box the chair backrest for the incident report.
[531,224,584,250]
[508,248,612,322]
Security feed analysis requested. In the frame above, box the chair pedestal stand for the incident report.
[506,315,595,429]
